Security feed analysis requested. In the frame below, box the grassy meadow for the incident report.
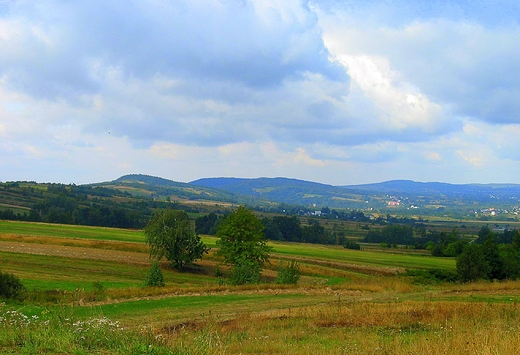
[2,220,520,354]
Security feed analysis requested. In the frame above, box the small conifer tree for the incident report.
[145,262,165,287]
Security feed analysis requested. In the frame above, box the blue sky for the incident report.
[1,0,519,185]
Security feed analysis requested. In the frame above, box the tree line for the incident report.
[456,227,520,282]
[196,213,358,247]
[0,183,200,229]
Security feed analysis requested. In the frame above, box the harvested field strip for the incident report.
[0,249,216,291]
[1,221,454,272]
[0,241,149,264]
[270,241,456,270]
[0,220,144,242]
[0,202,31,210]
[0,233,148,252]
[274,255,401,276]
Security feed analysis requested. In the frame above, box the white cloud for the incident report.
[1,0,520,185]
[337,54,445,133]
[320,9,520,125]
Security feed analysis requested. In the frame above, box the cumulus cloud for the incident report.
[319,5,520,126]
[1,0,520,184]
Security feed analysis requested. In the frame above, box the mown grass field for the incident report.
[2,220,520,354]
[0,220,144,242]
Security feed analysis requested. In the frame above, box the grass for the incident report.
[1,221,454,273]
[0,303,174,355]
[4,297,520,354]
[75,293,331,327]
[269,240,456,271]
[0,251,218,294]
[0,220,145,242]
[2,220,520,353]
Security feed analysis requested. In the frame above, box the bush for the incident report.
[403,268,458,284]
[230,262,261,285]
[276,260,301,284]
[145,262,165,287]
[0,271,26,301]
[88,281,106,302]
[343,240,361,250]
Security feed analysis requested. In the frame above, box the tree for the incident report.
[456,243,490,282]
[195,213,224,235]
[216,206,271,283]
[500,246,520,280]
[145,262,165,287]
[482,232,503,280]
[144,209,209,269]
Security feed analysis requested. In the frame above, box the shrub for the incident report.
[145,262,165,287]
[343,240,361,250]
[276,260,301,284]
[0,271,26,301]
[230,262,261,285]
[88,281,106,301]
[213,266,223,278]
[403,268,458,284]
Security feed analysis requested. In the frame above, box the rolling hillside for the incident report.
[190,177,368,208]
[2,175,520,223]
[97,174,275,207]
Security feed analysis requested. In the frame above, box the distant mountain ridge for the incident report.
[190,177,363,207]
[98,174,275,206]
[190,176,520,209]
[115,174,190,187]
[342,179,520,197]
[94,174,520,211]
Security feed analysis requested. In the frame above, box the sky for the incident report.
[1,0,520,186]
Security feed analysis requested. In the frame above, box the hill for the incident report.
[190,177,367,208]
[98,174,274,207]
[343,180,520,198]
[2,175,520,223]
[191,177,520,217]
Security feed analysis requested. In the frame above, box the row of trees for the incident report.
[196,213,354,246]
[457,228,520,282]
[0,183,205,229]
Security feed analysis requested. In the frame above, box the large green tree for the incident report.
[216,206,271,283]
[144,209,209,269]
[456,243,490,282]
[482,232,503,280]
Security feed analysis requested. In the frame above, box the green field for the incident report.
[1,220,520,354]
[0,220,145,242]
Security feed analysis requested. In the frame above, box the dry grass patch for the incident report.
[155,300,520,354]
[0,233,148,253]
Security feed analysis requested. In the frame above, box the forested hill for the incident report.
[190,177,367,208]
[2,175,520,227]
[191,177,336,193]
[114,174,190,187]
[191,177,520,211]
[99,174,273,206]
